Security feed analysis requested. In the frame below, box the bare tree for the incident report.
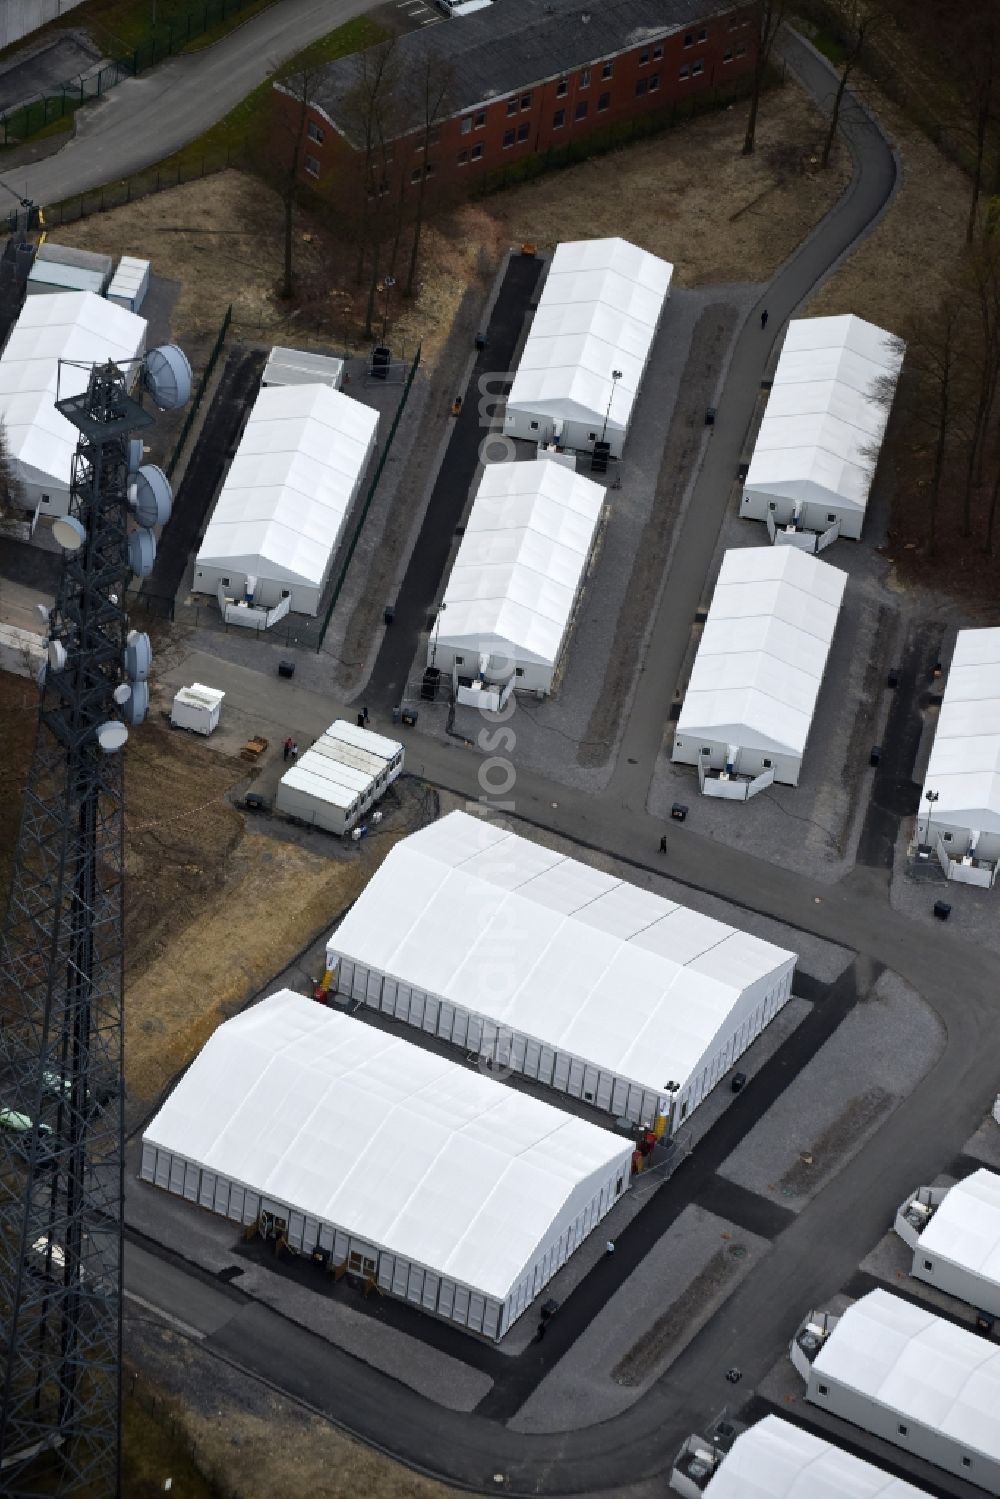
[959,8,999,243]
[270,60,326,301]
[340,40,401,289]
[820,0,890,168]
[742,0,787,156]
[0,419,21,523]
[404,54,454,300]
[900,298,965,558]
[958,223,1000,534]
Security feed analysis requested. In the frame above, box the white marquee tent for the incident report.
[430,458,605,696]
[0,291,147,519]
[275,719,404,836]
[193,383,378,616]
[140,989,633,1340]
[905,1169,1000,1316]
[327,811,796,1130]
[504,238,673,459]
[741,315,905,541]
[672,547,847,788]
[916,628,1000,870]
[680,1414,929,1498]
[804,1290,1000,1494]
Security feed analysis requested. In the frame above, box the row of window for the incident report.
[812,1384,977,1472]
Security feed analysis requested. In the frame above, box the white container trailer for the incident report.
[275,719,403,835]
[170,684,224,736]
[106,256,151,313]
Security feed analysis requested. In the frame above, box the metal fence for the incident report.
[165,303,233,480]
[0,0,264,146]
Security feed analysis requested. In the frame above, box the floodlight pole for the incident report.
[601,368,622,445]
[924,788,939,850]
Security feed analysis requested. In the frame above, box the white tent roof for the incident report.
[197,383,378,588]
[506,237,672,436]
[704,1415,929,1498]
[437,458,604,669]
[328,812,796,1095]
[920,628,1000,834]
[916,1169,1000,1288]
[0,291,147,494]
[676,547,847,758]
[142,989,631,1303]
[746,314,904,514]
[813,1289,1000,1464]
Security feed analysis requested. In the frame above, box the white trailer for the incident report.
[170,684,224,736]
[275,719,403,835]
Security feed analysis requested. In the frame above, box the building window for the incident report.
[636,77,648,96]
[307,120,324,143]
[474,109,486,127]
[575,100,588,120]
[923,1258,934,1269]
[517,121,529,142]
[723,48,733,63]
[943,831,952,841]
[457,149,469,165]
[692,59,705,75]
[557,78,568,97]
[515,666,524,677]
[507,98,517,116]
[653,44,663,59]
[898,1424,908,1436]
[553,108,566,128]
[639,50,649,65]
[471,143,483,159]
[502,129,515,148]
[410,167,422,183]
[588,431,597,441]
[684,32,694,46]
[580,67,591,87]
[736,41,747,55]
[598,91,610,111]
[304,154,321,178]
[521,92,532,109]
[826,513,836,522]
[763,758,772,769]
[697,27,707,42]
[650,74,660,91]
[963,1458,973,1469]
[601,61,613,80]
[455,655,464,665]
[530,420,539,430]
[461,116,472,134]
[679,64,690,80]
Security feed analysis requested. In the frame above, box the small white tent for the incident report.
[430,458,605,697]
[917,627,1000,876]
[897,1169,1000,1317]
[672,547,847,788]
[193,383,378,616]
[0,291,147,519]
[741,315,904,541]
[504,238,672,459]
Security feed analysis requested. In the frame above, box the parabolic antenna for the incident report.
[132,465,172,529]
[127,528,156,579]
[128,438,145,475]
[52,515,86,551]
[113,683,132,706]
[144,345,193,411]
[96,721,128,754]
[35,661,47,690]
[124,630,152,682]
[123,680,149,726]
[47,639,66,672]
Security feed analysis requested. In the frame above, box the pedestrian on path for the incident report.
[283,737,292,762]
[659,835,667,854]
[291,742,299,761]
[760,309,769,330]
[605,1240,615,1257]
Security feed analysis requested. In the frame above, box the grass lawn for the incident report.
[0,0,277,65]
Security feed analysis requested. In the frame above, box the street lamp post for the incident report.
[380,275,396,346]
[924,788,939,850]
[601,369,623,446]
[430,601,445,669]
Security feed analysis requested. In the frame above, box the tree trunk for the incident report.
[927,396,950,559]
[405,174,428,298]
[821,65,851,168]
[742,63,763,155]
[985,455,1000,553]
[364,242,381,341]
[281,190,294,300]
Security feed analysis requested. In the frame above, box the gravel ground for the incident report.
[961,1116,1000,1171]
[508,1206,768,1433]
[718,970,945,1213]
[857,1209,993,1334]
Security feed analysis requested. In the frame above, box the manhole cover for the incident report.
[728,1244,748,1260]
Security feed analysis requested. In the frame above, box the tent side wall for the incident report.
[432,640,554,697]
[911,1248,1000,1318]
[915,818,1000,864]
[274,780,353,836]
[674,964,794,1125]
[805,1363,1000,1493]
[670,732,803,787]
[740,485,865,541]
[193,562,320,617]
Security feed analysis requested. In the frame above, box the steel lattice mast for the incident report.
[0,362,153,1497]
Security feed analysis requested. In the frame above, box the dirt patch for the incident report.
[612,1243,748,1386]
[778,1086,893,1196]
[0,671,38,911]
[579,301,741,767]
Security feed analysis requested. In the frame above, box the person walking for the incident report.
[659,835,667,854]
[605,1240,615,1257]
[291,742,299,762]
[283,736,292,762]
[760,309,769,330]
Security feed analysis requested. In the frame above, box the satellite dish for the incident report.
[52,515,86,551]
[128,438,145,475]
[47,639,66,671]
[132,465,172,529]
[123,679,149,725]
[144,345,193,411]
[96,721,128,753]
[124,630,152,682]
[113,683,132,706]
[127,528,157,579]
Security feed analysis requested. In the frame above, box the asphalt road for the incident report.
[0,0,373,209]
[91,23,1000,1499]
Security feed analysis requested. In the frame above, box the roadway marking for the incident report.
[124,1289,206,1341]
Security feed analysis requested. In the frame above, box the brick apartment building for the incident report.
[274,0,758,196]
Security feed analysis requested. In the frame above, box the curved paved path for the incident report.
[0,0,373,208]
[111,27,994,1499]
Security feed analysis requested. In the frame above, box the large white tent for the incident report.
[275,719,404,836]
[140,989,633,1340]
[802,1290,1000,1494]
[430,458,605,697]
[672,1414,929,1498]
[741,315,905,541]
[327,811,796,1130]
[916,628,1000,873]
[900,1169,1000,1316]
[193,383,378,616]
[0,291,147,519]
[672,547,847,789]
[504,238,672,459]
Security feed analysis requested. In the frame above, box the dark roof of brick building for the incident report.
[291,0,744,145]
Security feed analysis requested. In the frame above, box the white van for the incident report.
[435,0,493,15]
